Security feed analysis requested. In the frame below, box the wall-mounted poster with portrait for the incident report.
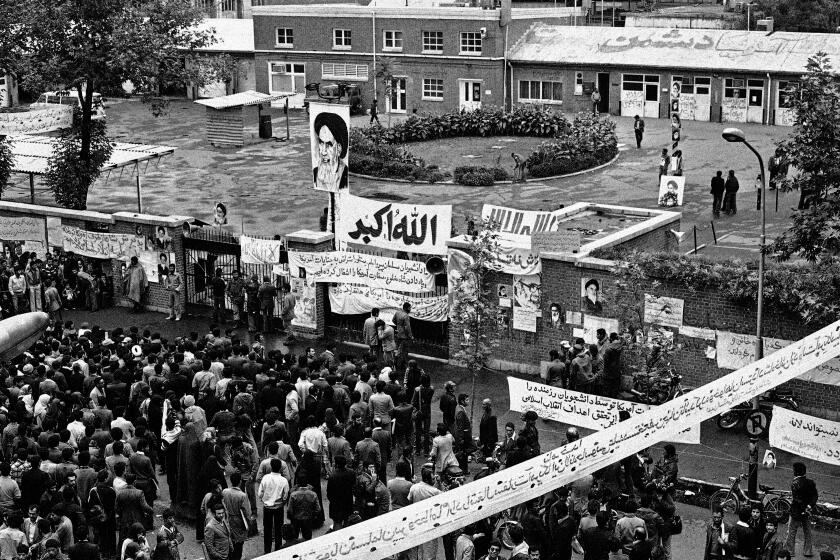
[512,274,541,332]
[581,278,604,314]
[213,202,228,226]
[310,102,351,193]
[497,284,512,308]
[149,225,172,251]
[546,302,562,329]
[658,176,686,207]
[290,276,317,330]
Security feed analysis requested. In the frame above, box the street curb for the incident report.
[348,152,620,185]
[674,476,840,530]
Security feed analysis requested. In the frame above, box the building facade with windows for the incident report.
[508,24,840,125]
[251,4,579,112]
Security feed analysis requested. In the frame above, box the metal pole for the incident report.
[136,169,142,213]
[372,11,377,99]
[744,139,766,408]
[285,98,290,140]
[711,221,717,245]
[693,225,697,254]
[29,173,35,204]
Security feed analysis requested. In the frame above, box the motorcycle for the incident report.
[716,388,799,436]
[629,369,685,405]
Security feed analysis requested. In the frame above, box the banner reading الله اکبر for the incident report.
[507,377,700,444]
[338,193,452,256]
[240,234,285,264]
[328,284,449,322]
[769,406,840,466]
[281,318,840,560]
[61,226,144,259]
[0,216,46,242]
[284,251,434,293]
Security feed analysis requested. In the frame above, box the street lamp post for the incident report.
[722,127,766,404]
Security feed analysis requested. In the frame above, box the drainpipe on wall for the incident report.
[372,10,377,100]
[503,25,509,111]
[765,72,770,125]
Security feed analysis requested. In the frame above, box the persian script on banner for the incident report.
[240,235,284,264]
[769,406,840,466]
[763,337,840,386]
[285,251,434,293]
[508,377,700,444]
[61,226,144,259]
[0,216,46,242]
[338,193,452,255]
[329,284,449,322]
[482,204,569,245]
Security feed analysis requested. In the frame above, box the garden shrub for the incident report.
[491,167,510,181]
[460,170,495,186]
[428,171,446,184]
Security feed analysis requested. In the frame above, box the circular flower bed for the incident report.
[350,106,618,185]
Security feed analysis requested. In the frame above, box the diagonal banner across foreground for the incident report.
[277,320,840,560]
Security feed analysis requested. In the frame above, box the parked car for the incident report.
[31,90,107,120]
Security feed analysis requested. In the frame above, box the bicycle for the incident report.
[708,473,792,523]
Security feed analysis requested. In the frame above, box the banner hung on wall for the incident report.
[338,193,452,255]
[482,204,569,245]
[769,406,840,466]
[240,234,285,264]
[285,251,434,293]
[61,226,144,259]
[0,216,46,242]
[279,319,840,560]
[329,284,449,322]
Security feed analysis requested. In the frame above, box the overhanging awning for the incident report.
[10,135,176,176]
[193,90,295,110]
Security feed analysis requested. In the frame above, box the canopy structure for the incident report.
[9,135,176,212]
[193,90,295,147]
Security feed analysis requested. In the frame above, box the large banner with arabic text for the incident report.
[338,193,451,255]
[329,284,448,322]
[240,235,285,265]
[482,204,568,246]
[507,377,699,444]
[285,251,434,293]
[0,216,46,242]
[277,319,840,560]
[769,406,840,466]
[61,226,144,259]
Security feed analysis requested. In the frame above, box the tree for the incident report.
[374,58,402,127]
[18,0,228,208]
[755,0,840,32]
[450,216,503,421]
[771,53,840,262]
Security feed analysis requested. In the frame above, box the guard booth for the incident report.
[194,90,294,148]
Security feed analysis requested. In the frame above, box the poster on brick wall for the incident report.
[644,293,684,328]
[512,274,541,332]
[716,330,757,370]
[290,276,317,330]
[582,314,619,344]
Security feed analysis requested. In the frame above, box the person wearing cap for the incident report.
[478,399,498,458]
[440,381,457,433]
[520,411,541,455]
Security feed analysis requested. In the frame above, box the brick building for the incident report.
[508,25,840,125]
[250,2,581,111]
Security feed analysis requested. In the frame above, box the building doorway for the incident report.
[597,73,610,113]
[389,77,407,113]
[459,80,482,111]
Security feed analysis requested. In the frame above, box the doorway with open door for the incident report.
[459,79,482,111]
[389,77,407,114]
[596,73,610,113]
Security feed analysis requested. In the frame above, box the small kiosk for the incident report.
[194,90,294,148]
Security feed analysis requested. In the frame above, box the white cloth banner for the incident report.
[279,320,840,560]
[0,217,45,242]
[507,377,700,444]
[644,294,685,328]
[769,406,840,466]
[482,204,568,246]
[61,226,144,259]
[240,235,284,264]
[285,251,434,293]
[329,284,449,322]
[492,241,541,275]
[764,337,840,386]
[338,193,452,255]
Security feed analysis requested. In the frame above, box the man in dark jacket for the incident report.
[579,511,620,560]
[711,171,726,218]
[723,170,740,215]
[114,474,153,544]
[439,381,457,432]
[784,462,818,557]
[727,507,756,560]
[392,302,412,372]
[326,456,355,530]
[453,394,473,471]
[478,399,498,458]
[245,275,260,333]
[210,269,227,324]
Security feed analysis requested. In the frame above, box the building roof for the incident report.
[194,18,255,52]
[193,90,295,109]
[10,135,175,176]
[508,24,840,74]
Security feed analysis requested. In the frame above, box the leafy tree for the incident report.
[755,0,840,32]
[43,112,113,210]
[0,135,12,197]
[18,0,227,208]
[0,1,25,80]
[374,58,402,127]
[771,53,840,262]
[450,216,503,421]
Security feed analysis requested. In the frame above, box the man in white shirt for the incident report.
[258,459,290,552]
[256,441,292,487]
[7,269,27,314]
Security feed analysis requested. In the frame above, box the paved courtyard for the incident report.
[7,99,801,259]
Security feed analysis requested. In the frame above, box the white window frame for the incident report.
[422,78,444,101]
[422,31,443,54]
[518,80,563,104]
[459,32,482,55]
[275,27,293,48]
[383,30,403,52]
[322,63,369,82]
[333,28,352,50]
[268,61,305,93]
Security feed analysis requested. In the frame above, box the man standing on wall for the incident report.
[363,308,381,362]
[211,268,227,324]
[26,259,43,312]
[226,270,246,328]
[393,302,413,373]
[258,276,277,335]
[165,263,183,321]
